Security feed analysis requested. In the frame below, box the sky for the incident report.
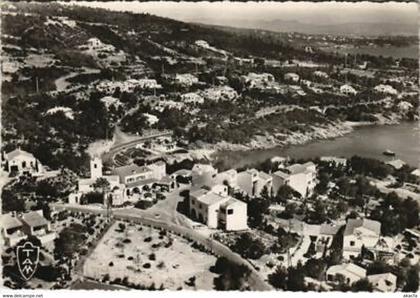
[70,1,417,26]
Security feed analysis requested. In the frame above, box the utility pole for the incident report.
[35,76,39,93]
[287,218,292,267]
[344,54,348,83]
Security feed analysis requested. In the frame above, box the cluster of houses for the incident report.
[182,160,319,231]
[0,210,55,246]
[326,263,397,292]
[96,78,162,94]
[68,157,175,206]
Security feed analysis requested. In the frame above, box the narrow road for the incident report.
[101,129,173,165]
[54,67,100,92]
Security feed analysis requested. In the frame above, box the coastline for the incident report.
[195,114,405,161]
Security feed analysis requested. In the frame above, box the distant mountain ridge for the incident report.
[185,18,417,36]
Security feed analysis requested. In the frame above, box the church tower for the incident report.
[90,157,103,179]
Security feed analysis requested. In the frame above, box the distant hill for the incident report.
[185,18,417,37]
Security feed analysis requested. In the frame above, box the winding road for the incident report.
[51,188,272,291]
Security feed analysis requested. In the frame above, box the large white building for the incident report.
[343,218,381,260]
[69,158,168,206]
[3,148,44,177]
[69,157,126,205]
[272,162,317,197]
[189,186,247,231]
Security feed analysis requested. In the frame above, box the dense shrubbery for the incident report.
[211,257,251,291]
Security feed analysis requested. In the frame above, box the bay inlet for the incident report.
[214,122,420,170]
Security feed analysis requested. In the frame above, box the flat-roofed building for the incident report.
[272,162,317,197]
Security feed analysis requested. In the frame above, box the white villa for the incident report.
[113,162,166,195]
[3,148,44,177]
[237,169,272,197]
[343,218,381,259]
[411,168,420,183]
[214,169,238,188]
[181,92,204,104]
[174,73,199,86]
[368,273,397,292]
[374,84,398,95]
[320,156,347,167]
[20,210,56,244]
[326,263,366,285]
[201,86,238,102]
[189,186,248,231]
[272,162,317,197]
[313,70,329,79]
[241,72,275,88]
[284,72,300,82]
[340,84,358,96]
[386,159,406,170]
[0,211,56,246]
[96,79,162,94]
[0,213,26,246]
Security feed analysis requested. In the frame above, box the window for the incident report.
[350,241,355,246]
[191,200,195,205]
[199,204,202,209]
[94,164,97,168]
[327,274,334,281]
[227,209,234,215]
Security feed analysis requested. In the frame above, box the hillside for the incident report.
[1,2,418,175]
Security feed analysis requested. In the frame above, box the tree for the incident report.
[274,185,295,204]
[92,177,111,206]
[246,197,270,228]
[212,257,251,290]
[1,189,25,213]
[311,200,328,223]
[287,263,307,291]
[260,185,271,200]
[315,172,330,194]
[304,258,327,280]
[54,223,87,260]
[268,265,287,289]
[232,233,266,260]
[35,180,59,201]
[351,278,373,292]
[402,266,419,292]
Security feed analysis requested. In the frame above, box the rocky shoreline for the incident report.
[192,113,406,161]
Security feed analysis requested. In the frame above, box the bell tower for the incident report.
[90,157,103,179]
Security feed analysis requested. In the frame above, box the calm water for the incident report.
[321,44,418,59]
[214,122,420,170]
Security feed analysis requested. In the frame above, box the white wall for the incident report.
[224,203,248,231]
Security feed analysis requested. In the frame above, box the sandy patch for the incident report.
[83,221,217,290]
